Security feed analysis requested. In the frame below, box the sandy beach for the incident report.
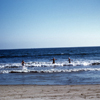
[0,85,100,100]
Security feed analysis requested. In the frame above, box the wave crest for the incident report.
[1,68,100,74]
[0,61,100,69]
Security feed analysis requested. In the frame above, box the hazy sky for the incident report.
[0,0,100,49]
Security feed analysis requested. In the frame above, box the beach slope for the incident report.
[0,85,100,100]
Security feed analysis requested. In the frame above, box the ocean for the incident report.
[0,47,100,85]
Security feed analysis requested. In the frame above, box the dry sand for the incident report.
[0,85,100,100]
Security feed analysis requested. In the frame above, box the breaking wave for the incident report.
[0,60,100,74]
[1,68,100,74]
[0,60,100,69]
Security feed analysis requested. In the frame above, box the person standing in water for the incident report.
[68,57,72,63]
[22,60,25,68]
[51,57,57,64]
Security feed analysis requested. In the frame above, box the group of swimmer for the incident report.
[22,57,72,67]
[51,57,72,64]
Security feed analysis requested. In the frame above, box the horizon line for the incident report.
[0,46,100,50]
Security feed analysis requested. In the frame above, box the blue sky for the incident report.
[0,0,100,49]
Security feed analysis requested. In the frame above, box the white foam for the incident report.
[1,67,100,74]
[0,60,100,70]
[22,66,27,70]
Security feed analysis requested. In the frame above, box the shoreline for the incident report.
[0,85,100,100]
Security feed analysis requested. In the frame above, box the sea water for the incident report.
[0,47,100,85]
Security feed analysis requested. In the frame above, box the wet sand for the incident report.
[0,85,100,100]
